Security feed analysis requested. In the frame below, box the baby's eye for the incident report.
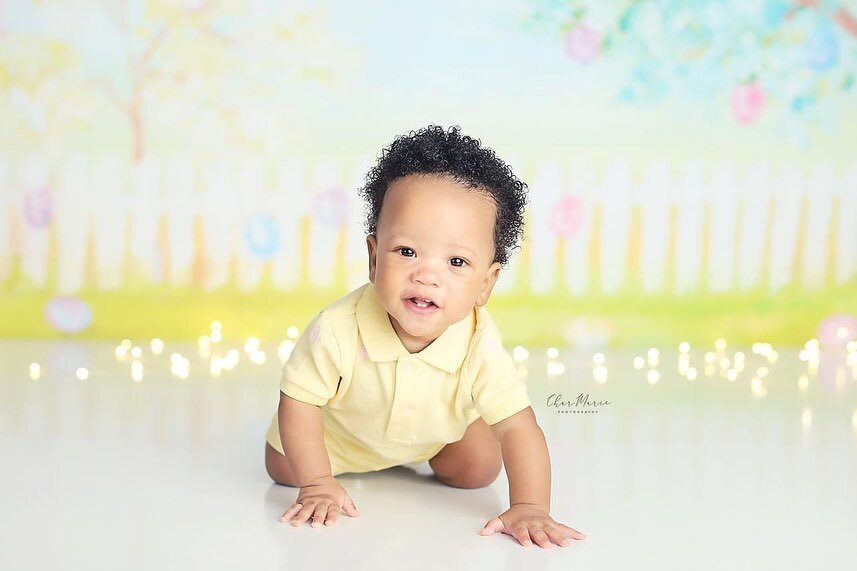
[397,247,415,257]
[450,257,467,268]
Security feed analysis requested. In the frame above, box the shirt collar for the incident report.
[356,282,475,373]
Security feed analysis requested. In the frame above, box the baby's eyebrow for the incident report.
[450,245,478,258]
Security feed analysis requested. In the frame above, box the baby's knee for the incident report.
[462,461,502,488]
[434,458,502,489]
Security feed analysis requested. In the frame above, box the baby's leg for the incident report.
[265,442,300,487]
[428,417,502,489]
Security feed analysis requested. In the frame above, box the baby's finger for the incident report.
[311,502,330,528]
[323,505,340,527]
[530,528,553,549]
[543,524,571,547]
[342,496,360,517]
[511,525,532,547]
[279,502,303,523]
[291,502,317,527]
[324,504,341,526]
[480,517,504,536]
[558,524,586,540]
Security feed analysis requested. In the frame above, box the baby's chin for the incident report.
[400,323,443,341]
[388,313,439,339]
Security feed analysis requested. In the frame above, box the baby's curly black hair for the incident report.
[358,125,528,267]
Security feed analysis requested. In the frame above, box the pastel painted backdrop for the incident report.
[1,0,856,347]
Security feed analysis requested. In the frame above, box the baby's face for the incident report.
[367,174,502,353]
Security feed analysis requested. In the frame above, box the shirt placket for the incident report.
[384,356,420,443]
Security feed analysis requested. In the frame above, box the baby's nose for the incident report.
[412,264,440,286]
[414,272,438,286]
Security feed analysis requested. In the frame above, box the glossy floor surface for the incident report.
[1,340,856,570]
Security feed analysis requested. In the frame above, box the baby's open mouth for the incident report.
[408,297,436,308]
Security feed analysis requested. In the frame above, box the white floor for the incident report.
[1,340,856,570]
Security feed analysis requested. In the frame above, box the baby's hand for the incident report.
[480,503,586,548]
[280,475,360,528]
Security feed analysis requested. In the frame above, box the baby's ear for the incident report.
[366,235,378,283]
[476,262,502,307]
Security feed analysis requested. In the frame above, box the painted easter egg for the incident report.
[549,196,585,239]
[729,84,766,124]
[45,296,93,334]
[23,187,53,228]
[817,314,857,347]
[564,23,601,64]
[245,214,281,259]
[816,350,848,394]
[314,189,348,227]
[806,24,839,73]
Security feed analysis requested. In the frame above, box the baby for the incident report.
[264,125,586,549]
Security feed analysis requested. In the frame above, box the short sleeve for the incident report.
[279,311,342,406]
[467,324,531,426]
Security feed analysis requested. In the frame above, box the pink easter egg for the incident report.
[45,296,93,334]
[314,188,347,227]
[816,350,848,394]
[564,24,601,64]
[23,187,53,228]
[817,314,857,347]
[729,84,766,124]
[549,195,585,239]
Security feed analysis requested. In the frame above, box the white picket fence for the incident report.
[1,153,855,296]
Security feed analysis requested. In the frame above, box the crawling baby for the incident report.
[264,125,586,549]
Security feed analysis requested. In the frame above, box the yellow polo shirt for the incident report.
[265,281,531,476]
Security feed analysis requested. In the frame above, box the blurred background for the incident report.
[1,0,856,348]
[2,3,857,569]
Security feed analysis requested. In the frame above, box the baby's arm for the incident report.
[489,407,551,511]
[278,392,332,485]
[277,393,360,527]
[480,407,586,548]
[468,321,586,547]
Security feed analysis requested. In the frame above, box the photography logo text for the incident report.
[546,393,612,414]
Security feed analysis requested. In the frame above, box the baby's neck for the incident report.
[401,336,436,354]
